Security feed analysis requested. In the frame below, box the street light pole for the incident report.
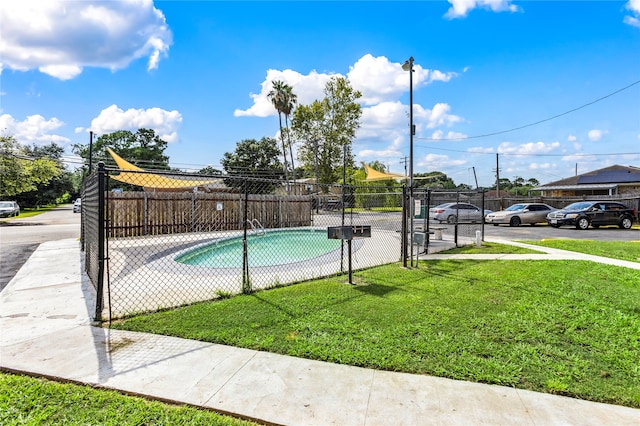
[403,56,415,265]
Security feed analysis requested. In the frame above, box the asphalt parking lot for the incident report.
[482,221,640,242]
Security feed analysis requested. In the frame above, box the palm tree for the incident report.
[281,84,298,191]
[267,81,290,188]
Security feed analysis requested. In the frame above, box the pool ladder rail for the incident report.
[247,219,266,236]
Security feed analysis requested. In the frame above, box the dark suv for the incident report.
[546,201,636,230]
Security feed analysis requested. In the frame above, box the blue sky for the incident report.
[1,0,639,188]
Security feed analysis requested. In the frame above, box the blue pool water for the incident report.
[175,229,342,268]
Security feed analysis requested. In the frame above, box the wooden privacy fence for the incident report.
[107,191,313,238]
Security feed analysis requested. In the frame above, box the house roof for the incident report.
[530,183,618,192]
[537,165,640,189]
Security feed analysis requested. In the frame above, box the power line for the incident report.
[417,144,639,158]
[416,79,640,141]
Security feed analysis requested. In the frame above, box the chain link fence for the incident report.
[82,166,408,320]
[80,169,105,319]
[411,189,486,252]
[79,164,491,322]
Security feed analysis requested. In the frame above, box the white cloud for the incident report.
[85,105,182,143]
[234,69,335,117]
[418,153,466,170]
[445,0,520,19]
[587,129,607,141]
[429,130,468,140]
[0,113,70,145]
[233,55,467,172]
[562,154,597,163]
[234,55,460,115]
[0,0,172,80]
[567,134,577,142]
[497,141,560,155]
[347,54,459,105]
[357,148,403,159]
[358,102,407,138]
[421,103,464,129]
[624,0,640,27]
[528,163,556,170]
[468,146,494,154]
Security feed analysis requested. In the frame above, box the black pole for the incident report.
[406,57,415,266]
[95,162,105,321]
[242,180,251,294]
[340,144,346,273]
[348,240,353,284]
[401,185,408,267]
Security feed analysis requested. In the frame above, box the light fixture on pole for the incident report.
[402,56,415,265]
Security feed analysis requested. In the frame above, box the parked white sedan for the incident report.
[485,203,556,227]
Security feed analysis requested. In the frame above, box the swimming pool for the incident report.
[175,229,343,268]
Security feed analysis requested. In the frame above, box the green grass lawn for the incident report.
[440,241,543,254]
[0,205,57,222]
[112,259,640,408]
[522,240,640,263]
[0,372,258,425]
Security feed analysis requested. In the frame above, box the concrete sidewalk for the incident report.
[1,238,639,425]
[423,237,640,270]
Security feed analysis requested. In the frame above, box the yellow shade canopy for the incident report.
[361,162,406,181]
[106,148,221,189]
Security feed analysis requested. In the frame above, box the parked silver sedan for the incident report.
[429,202,491,224]
[485,203,556,227]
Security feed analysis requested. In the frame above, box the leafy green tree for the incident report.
[292,100,325,185]
[221,137,284,194]
[72,128,170,172]
[413,171,454,189]
[291,76,362,189]
[197,166,222,175]
[0,135,60,201]
[18,143,76,206]
[498,178,513,190]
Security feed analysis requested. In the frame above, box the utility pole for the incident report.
[495,154,500,194]
[400,156,408,178]
[472,166,478,190]
[495,154,502,210]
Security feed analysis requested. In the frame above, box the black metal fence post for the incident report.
[95,162,106,320]
[242,178,251,294]
[402,185,408,267]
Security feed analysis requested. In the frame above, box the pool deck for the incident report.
[104,225,407,319]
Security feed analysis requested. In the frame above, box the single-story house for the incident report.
[531,165,640,196]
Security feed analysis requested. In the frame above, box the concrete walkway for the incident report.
[1,238,639,425]
[424,237,640,270]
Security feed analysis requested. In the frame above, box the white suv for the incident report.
[0,201,20,218]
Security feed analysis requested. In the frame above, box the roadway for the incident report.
[0,204,81,291]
